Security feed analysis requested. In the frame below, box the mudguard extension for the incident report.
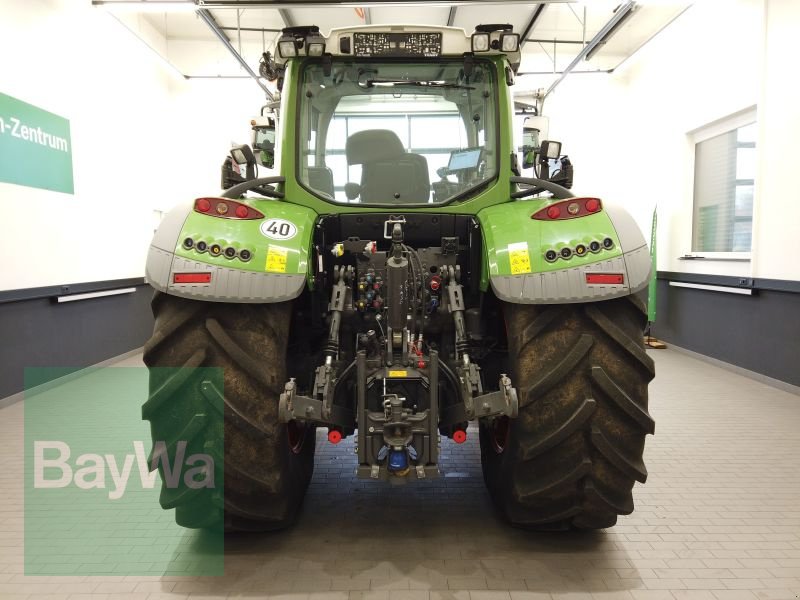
[479,200,651,304]
[146,199,316,303]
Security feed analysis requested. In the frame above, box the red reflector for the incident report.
[585,198,601,213]
[585,273,624,285]
[194,197,264,220]
[328,430,342,444]
[452,430,467,444]
[173,273,212,284]
[532,197,603,220]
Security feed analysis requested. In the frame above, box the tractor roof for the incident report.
[273,23,521,71]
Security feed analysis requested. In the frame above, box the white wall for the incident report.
[0,2,270,292]
[612,0,763,277]
[0,0,177,291]
[751,0,800,281]
[167,57,270,202]
[542,0,799,282]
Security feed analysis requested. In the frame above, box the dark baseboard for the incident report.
[0,282,154,399]
[651,276,800,387]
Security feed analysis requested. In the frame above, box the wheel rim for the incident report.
[286,421,306,454]
[490,416,510,454]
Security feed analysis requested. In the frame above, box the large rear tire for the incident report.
[142,292,315,532]
[479,295,655,530]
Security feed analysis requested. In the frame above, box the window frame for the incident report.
[294,57,500,207]
[687,107,757,261]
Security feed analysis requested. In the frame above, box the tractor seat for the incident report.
[345,130,430,203]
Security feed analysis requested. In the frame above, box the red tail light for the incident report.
[585,273,624,285]
[193,197,264,220]
[532,198,603,220]
[173,273,212,284]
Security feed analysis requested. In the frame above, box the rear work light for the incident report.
[194,197,264,220]
[532,197,603,220]
[585,273,624,285]
[173,273,212,284]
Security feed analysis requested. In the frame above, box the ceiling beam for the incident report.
[94,0,576,6]
[197,8,273,98]
[186,1,576,7]
[545,0,636,97]
[219,26,282,32]
[447,7,457,26]
[278,8,294,27]
[519,4,546,49]
[526,38,586,45]
[585,4,637,61]
[519,69,612,76]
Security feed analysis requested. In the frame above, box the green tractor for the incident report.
[143,23,655,532]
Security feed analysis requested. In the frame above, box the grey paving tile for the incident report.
[1,348,799,600]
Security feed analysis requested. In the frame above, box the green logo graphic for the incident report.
[647,207,657,323]
[0,92,74,194]
[24,367,224,576]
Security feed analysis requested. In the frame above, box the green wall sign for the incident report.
[0,92,74,194]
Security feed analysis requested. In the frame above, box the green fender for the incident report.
[477,198,651,304]
[146,197,317,303]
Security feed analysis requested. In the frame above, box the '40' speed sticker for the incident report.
[260,218,297,240]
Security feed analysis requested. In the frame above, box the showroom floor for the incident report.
[1,349,799,600]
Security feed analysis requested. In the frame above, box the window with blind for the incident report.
[692,120,756,253]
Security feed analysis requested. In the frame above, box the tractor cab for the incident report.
[267,24,521,205]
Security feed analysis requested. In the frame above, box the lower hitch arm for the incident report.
[442,265,518,420]
[279,266,354,427]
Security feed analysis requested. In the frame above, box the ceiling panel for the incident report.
[142,11,213,40]
[585,4,691,70]
[213,8,285,30]
[283,7,368,33]
[451,4,536,35]
[109,1,694,89]
[369,6,451,26]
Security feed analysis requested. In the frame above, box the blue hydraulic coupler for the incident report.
[387,449,408,473]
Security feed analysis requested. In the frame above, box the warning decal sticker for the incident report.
[265,246,288,273]
[508,242,532,275]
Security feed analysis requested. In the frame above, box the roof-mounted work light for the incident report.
[471,32,490,52]
[306,32,326,57]
[278,26,326,58]
[278,38,299,58]
[500,33,520,52]
[472,24,517,53]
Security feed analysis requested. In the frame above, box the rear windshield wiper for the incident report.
[359,79,474,90]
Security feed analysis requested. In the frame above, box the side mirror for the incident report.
[259,148,275,169]
[231,144,257,180]
[251,118,276,169]
[221,144,257,190]
[522,149,536,170]
[521,115,548,169]
[537,140,563,180]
